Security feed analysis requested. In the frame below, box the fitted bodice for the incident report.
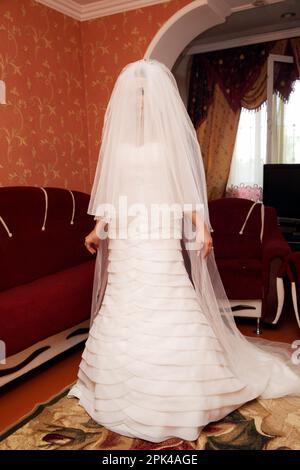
[106,142,182,239]
[119,141,164,196]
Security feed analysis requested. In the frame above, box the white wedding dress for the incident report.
[68,142,300,443]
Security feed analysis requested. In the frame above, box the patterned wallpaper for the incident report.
[0,0,191,193]
[0,0,89,192]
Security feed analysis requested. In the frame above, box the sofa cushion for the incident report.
[209,197,263,259]
[216,258,262,299]
[0,260,95,357]
[0,187,95,291]
[209,197,263,235]
[213,234,262,259]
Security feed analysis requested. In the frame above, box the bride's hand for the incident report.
[84,228,100,254]
[197,224,213,259]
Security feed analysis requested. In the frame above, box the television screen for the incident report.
[263,164,300,220]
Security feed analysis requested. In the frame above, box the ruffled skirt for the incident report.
[68,237,269,442]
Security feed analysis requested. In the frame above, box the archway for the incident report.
[144,0,234,69]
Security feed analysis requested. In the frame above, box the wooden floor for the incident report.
[1,300,300,435]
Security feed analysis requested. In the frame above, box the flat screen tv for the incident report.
[263,164,300,221]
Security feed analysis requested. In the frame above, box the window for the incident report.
[226,102,267,201]
[226,54,300,202]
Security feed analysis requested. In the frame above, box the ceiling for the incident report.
[225,0,283,8]
[35,0,170,21]
[35,0,286,21]
[73,0,102,4]
[186,0,300,53]
[72,0,282,7]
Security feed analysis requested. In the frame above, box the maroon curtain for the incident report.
[188,39,299,128]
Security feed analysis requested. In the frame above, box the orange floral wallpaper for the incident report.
[0,0,192,193]
[0,0,89,192]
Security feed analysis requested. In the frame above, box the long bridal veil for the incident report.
[87,58,300,399]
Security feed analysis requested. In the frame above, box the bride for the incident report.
[68,58,300,443]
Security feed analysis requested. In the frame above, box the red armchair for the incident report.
[208,197,292,333]
[0,186,96,386]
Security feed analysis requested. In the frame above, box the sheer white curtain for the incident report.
[226,79,300,201]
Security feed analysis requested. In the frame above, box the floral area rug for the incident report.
[1,384,300,450]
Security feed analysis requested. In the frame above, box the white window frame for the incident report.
[266,53,294,164]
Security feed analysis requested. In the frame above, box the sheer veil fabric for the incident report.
[86,58,300,413]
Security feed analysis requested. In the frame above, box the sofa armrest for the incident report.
[261,236,291,292]
[262,237,291,267]
[260,235,291,323]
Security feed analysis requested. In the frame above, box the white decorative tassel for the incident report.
[239,201,259,235]
[68,190,75,225]
[260,203,265,243]
[40,187,48,231]
[0,80,6,105]
[239,200,264,243]
[0,215,12,237]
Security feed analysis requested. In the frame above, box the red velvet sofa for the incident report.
[284,252,300,329]
[208,197,292,333]
[0,186,96,387]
